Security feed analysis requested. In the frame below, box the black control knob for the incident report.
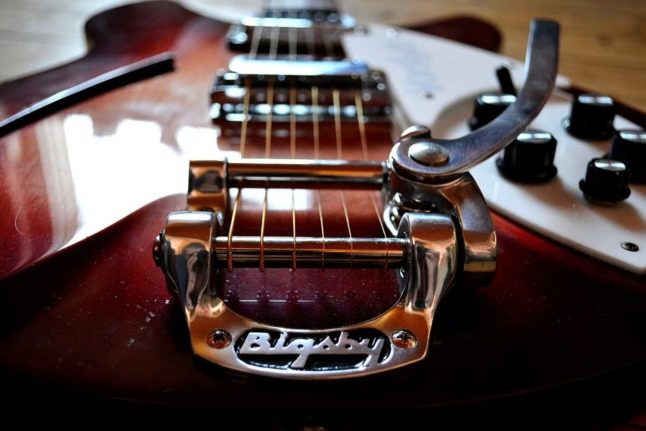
[468,93,517,130]
[579,158,631,203]
[564,94,615,140]
[496,129,558,183]
[609,129,646,183]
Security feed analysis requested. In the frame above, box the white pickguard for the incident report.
[344,24,645,274]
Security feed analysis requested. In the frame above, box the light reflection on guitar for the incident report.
[0,0,643,428]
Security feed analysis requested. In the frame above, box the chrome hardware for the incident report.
[228,56,369,78]
[214,236,405,268]
[187,158,386,218]
[389,19,560,181]
[384,18,559,273]
[156,18,560,379]
[158,156,492,378]
[383,165,496,275]
[206,329,232,349]
[211,62,391,124]
[157,209,458,379]
[391,330,418,349]
[399,125,432,140]
[239,15,356,31]
[227,11,356,54]
[186,156,496,276]
[407,141,450,167]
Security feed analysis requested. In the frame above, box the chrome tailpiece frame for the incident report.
[155,159,467,379]
[154,19,559,379]
[157,205,459,379]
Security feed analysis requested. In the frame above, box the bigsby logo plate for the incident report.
[237,330,390,371]
[160,208,462,379]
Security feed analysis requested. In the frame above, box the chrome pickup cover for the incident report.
[210,56,391,123]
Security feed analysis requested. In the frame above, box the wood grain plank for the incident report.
[0,0,643,110]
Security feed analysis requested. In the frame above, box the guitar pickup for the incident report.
[228,55,370,80]
[227,13,356,56]
[210,56,391,124]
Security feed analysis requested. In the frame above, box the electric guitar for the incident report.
[0,1,644,427]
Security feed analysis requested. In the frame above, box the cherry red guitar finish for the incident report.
[0,1,644,427]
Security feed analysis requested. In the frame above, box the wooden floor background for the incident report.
[0,0,644,111]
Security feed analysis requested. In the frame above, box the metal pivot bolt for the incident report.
[390,19,560,182]
[408,142,450,167]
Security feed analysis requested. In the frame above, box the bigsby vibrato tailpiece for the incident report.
[153,20,559,379]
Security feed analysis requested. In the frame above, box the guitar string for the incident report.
[292,20,323,272]
[332,89,343,159]
[311,86,320,159]
[288,8,298,59]
[246,3,388,275]
[229,15,263,270]
[322,1,342,59]
[316,189,325,268]
[259,19,280,271]
[249,25,263,59]
[259,188,269,272]
[289,83,297,158]
[356,91,390,264]
[340,191,354,267]
[239,79,252,157]
[304,27,326,267]
[290,79,297,271]
[354,91,369,159]
[244,7,363,271]
[231,2,347,273]
[333,89,354,265]
[322,26,334,58]
[288,15,298,271]
[312,85,325,268]
[264,79,275,158]
[235,0,265,265]
[269,26,280,59]
[291,186,297,272]
[306,22,316,57]
[227,190,242,272]
[228,8,264,268]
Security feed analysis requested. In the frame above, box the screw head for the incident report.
[621,242,639,252]
[400,125,432,141]
[408,141,450,167]
[152,233,164,267]
[392,329,418,349]
[206,329,232,349]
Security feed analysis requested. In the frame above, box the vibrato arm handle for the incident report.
[391,19,560,181]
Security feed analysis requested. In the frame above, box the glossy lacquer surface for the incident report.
[1,196,644,411]
[0,2,502,279]
[0,2,233,278]
[0,0,644,425]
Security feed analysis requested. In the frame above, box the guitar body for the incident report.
[0,1,644,427]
